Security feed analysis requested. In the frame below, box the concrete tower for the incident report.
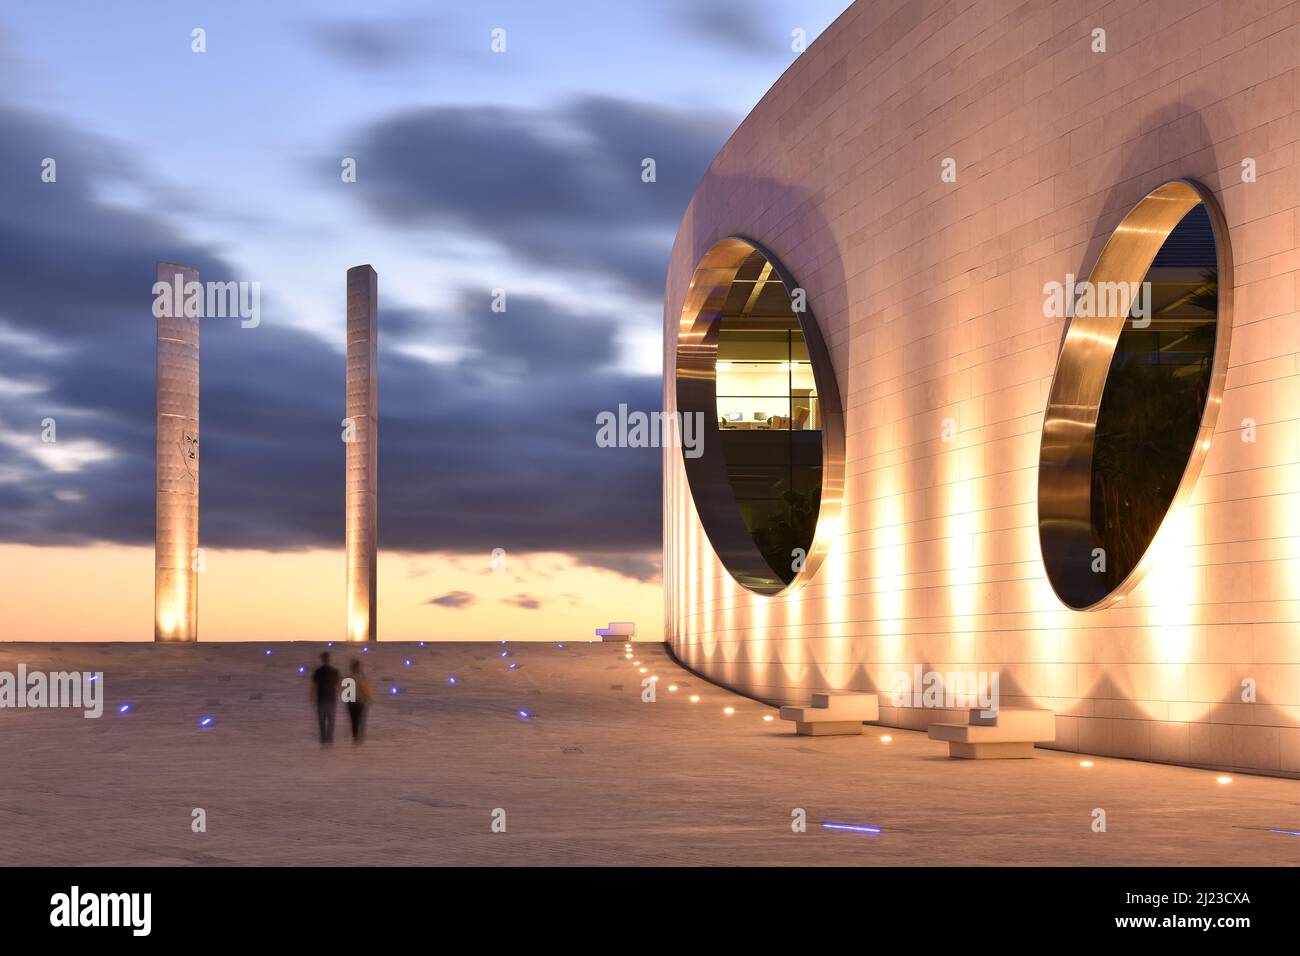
[155,262,200,642]
[345,264,378,642]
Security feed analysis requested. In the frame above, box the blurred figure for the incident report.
[347,658,373,743]
[311,652,340,745]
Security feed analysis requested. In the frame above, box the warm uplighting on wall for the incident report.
[1145,507,1198,664]
[873,473,907,661]
[946,481,977,621]
[820,513,850,687]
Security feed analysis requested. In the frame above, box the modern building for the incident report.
[155,262,200,643]
[346,264,379,642]
[663,0,1300,777]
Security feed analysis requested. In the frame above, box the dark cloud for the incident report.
[0,101,663,575]
[501,593,541,610]
[303,18,436,69]
[574,552,662,583]
[345,96,735,299]
[469,295,618,372]
[425,590,475,609]
[676,0,790,56]
[384,293,619,373]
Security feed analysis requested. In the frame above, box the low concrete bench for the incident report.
[595,622,636,642]
[927,706,1056,758]
[779,691,879,735]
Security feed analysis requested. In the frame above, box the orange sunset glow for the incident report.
[0,544,662,643]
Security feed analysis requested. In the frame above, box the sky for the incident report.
[0,0,850,641]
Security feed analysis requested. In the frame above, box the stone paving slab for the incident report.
[0,641,1297,866]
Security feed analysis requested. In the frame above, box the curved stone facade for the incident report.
[663,0,1300,777]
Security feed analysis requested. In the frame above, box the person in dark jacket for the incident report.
[347,658,374,743]
[310,652,340,744]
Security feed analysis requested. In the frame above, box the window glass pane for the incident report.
[1090,202,1217,595]
[706,248,826,585]
[716,397,791,429]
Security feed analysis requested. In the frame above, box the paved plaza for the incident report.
[1,641,1297,866]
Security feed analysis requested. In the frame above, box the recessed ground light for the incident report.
[448,676,457,685]
[118,704,131,714]
[689,694,700,703]
[199,716,214,728]
[822,822,881,834]
[1080,760,1094,767]
[297,666,306,674]
[880,735,893,743]
[668,684,678,692]
[762,714,774,722]
[638,667,647,674]
[403,659,412,667]
[1217,775,1232,784]
[723,707,735,715]
[632,661,640,666]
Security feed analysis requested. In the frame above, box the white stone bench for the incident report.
[595,622,636,642]
[927,706,1056,758]
[779,691,879,735]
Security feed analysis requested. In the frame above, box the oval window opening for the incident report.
[676,238,844,595]
[1038,180,1232,610]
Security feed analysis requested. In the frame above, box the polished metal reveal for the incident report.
[1038,180,1233,610]
[675,237,845,595]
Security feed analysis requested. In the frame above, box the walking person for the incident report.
[311,652,340,745]
[347,658,373,743]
